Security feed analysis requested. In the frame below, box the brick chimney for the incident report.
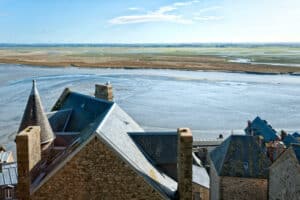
[177,128,193,200]
[95,82,113,101]
[16,126,41,200]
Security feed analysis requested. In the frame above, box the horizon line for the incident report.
[1,42,300,46]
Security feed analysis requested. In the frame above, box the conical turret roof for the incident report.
[18,80,55,144]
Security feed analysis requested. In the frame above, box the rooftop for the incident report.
[192,165,209,189]
[210,135,271,178]
[31,89,177,199]
[283,134,299,147]
[245,116,278,142]
[292,144,300,163]
[0,162,17,186]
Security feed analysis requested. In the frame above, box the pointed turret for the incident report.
[18,80,55,144]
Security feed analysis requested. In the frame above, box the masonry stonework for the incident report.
[95,83,113,101]
[192,183,209,200]
[31,136,164,200]
[16,126,41,200]
[269,148,300,200]
[177,128,193,200]
[220,177,268,200]
[209,159,268,200]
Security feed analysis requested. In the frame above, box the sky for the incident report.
[0,0,300,43]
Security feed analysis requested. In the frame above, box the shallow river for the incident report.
[1,64,300,151]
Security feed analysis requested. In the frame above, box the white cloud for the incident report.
[174,0,199,7]
[155,6,177,14]
[109,13,193,25]
[196,6,222,13]
[128,7,141,11]
[109,0,200,25]
[194,16,224,21]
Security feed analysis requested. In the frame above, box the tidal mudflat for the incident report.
[1,64,300,151]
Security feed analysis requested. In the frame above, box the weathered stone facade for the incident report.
[219,177,267,200]
[192,183,209,200]
[177,128,193,200]
[209,158,268,200]
[95,83,113,101]
[16,126,41,200]
[269,147,300,200]
[31,136,165,200]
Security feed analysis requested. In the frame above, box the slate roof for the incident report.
[0,162,17,186]
[52,92,113,133]
[41,90,177,199]
[129,132,209,187]
[193,139,223,147]
[291,144,300,163]
[245,116,278,142]
[192,165,209,189]
[210,135,271,178]
[129,132,177,165]
[292,132,300,138]
[18,80,55,144]
[95,105,177,198]
[0,152,11,163]
[283,134,299,147]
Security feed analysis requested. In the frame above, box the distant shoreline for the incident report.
[1,46,300,74]
[1,58,300,75]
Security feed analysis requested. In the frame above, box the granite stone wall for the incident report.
[16,126,41,200]
[209,159,267,200]
[220,176,268,200]
[31,136,165,200]
[177,128,193,200]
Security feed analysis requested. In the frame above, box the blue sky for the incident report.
[0,0,300,43]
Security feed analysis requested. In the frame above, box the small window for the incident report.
[4,188,12,200]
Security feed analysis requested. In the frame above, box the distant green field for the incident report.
[2,45,300,66]
[49,46,300,65]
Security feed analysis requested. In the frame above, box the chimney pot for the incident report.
[95,83,113,101]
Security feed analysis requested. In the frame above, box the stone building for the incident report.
[129,132,210,200]
[245,116,286,162]
[192,165,209,200]
[209,135,271,200]
[15,81,204,200]
[269,143,300,200]
[0,150,17,200]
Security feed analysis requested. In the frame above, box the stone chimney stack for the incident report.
[16,126,41,200]
[95,82,113,101]
[177,128,193,200]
